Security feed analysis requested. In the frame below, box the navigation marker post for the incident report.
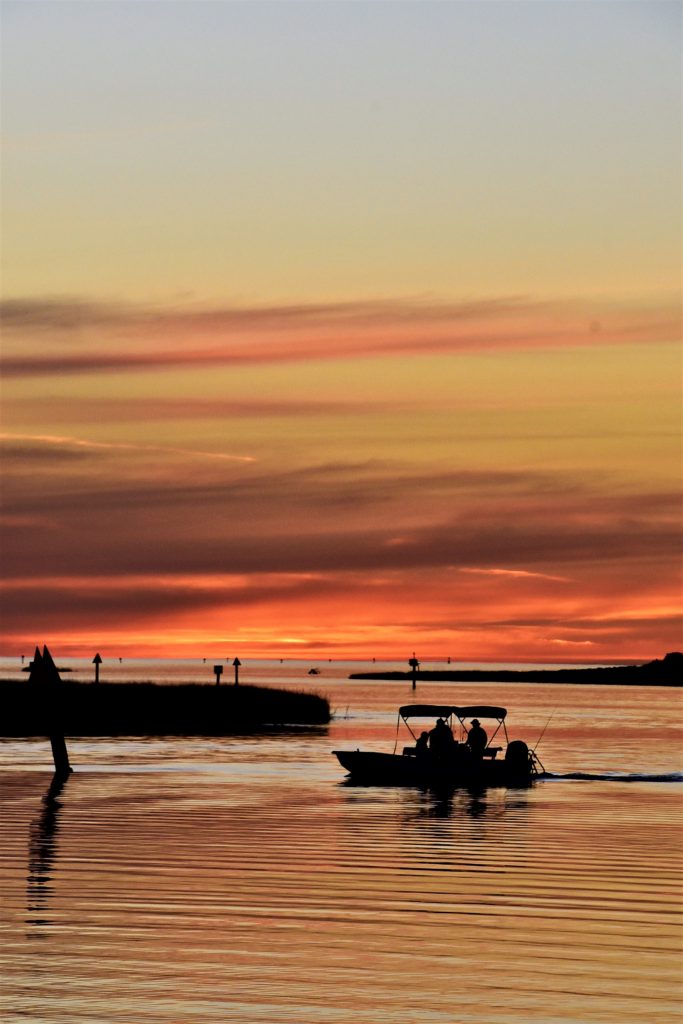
[233,657,241,687]
[213,664,223,686]
[28,645,72,776]
[93,652,102,684]
[409,654,420,691]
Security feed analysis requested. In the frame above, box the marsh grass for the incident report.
[0,680,330,736]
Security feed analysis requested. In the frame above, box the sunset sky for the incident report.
[1,1,681,662]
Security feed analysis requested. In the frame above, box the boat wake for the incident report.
[541,771,683,784]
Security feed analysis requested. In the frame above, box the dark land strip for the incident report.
[350,652,683,686]
[0,681,330,737]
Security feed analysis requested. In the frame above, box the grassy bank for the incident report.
[0,680,330,736]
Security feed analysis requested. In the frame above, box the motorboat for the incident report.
[333,703,542,788]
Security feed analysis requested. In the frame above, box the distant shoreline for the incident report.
[349,652,683,686]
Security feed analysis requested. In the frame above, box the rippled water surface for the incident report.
[1,662,681,1023]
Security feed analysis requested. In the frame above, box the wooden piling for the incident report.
[28,646,72,776]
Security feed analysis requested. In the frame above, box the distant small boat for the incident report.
[333,704,541,788]
[308,668,321,675]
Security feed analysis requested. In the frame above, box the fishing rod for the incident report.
[532,709,555,753]
[530,709,556,773]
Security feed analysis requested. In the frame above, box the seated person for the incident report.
[466,718,488,757]
[429,717,454,755]
[415,731,430,757]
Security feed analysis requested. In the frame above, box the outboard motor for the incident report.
[505,739,531,775]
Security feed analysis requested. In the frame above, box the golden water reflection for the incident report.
[2,676,682,1024]
[2,764,681,1024]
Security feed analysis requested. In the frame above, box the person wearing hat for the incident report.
[466,718,488,757]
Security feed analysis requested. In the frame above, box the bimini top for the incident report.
[455,705,507,721]
[399,704,458,719]
[399,704,507,721]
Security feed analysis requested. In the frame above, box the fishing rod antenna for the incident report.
[532,709,556,757]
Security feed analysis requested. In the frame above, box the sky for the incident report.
[1,0,681,663]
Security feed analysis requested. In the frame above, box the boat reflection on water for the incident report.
[413,790,490,819]
[26,773,70,933]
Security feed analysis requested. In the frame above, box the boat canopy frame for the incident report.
[396,704,509,749]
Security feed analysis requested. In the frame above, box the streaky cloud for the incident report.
[0,432,255,463]
[0,395,396,424]
[0,458,587,516]
[1,500,678,579]
[0,294,534,333]
[1,294,678,377]
[0,572,336,630]
[460,568,571,582]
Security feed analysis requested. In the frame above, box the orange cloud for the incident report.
[1,437,680,661]
[2,291,679,663]
[1,294,678,377]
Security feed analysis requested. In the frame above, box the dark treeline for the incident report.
[0,681,330,736]
[350,652,683,686]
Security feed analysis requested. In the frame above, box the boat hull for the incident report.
[333,749,534,788]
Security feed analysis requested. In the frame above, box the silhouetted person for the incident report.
[466,718,488,757]
[429,718,454,755]
[415,731,430,758]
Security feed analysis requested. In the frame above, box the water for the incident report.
[1,660,682,1023]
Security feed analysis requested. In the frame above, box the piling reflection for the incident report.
[26,773,69,932]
